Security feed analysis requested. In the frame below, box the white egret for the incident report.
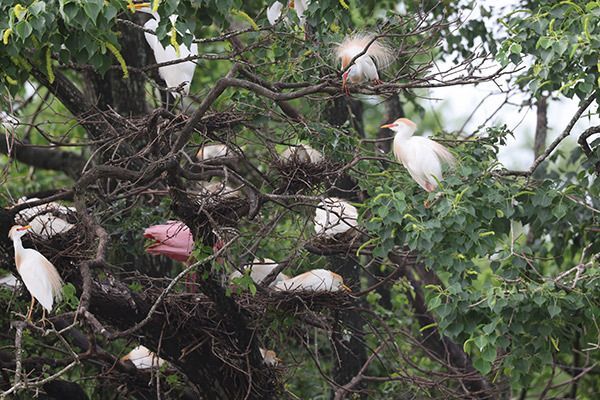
[380,118,455,192]
[336,34,393,95]
[273,269,350,292]
[314,198,358,237]
[280,144,323,164]
[134,3,198,97]
[28,214,74,239]
[196,144,230,161]
[0,274,18,289]
[121,345,166,369]
[229,258,289,287]
[8,225,63,320]
[260,348,280,366]
[15,197,75,221]
[267,0,309,26]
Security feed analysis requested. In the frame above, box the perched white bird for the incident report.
[336,34,393,95]
[134,3,198,97]
[273,269,350,292]
[196,144,230,161]
[267,0,309,26]
[198,181,242,199]
[28,214,74,239]
[280,144,323,164]
[267,1,285,25]
[229,258,289,287]
[260,348,280,366]
[381,118,456,192]
[15,197,75,221]
[0,274,18,289]
[314,198,358,237]
[8,225,64,320]
[121,345,166,370]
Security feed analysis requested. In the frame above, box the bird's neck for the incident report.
[393,127,415,142]
[11,237,25,268]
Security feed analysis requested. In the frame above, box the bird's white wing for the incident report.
[267,1,284,25]
[358,55,379,82]
[429,140,456,166]
[18,250,59,312]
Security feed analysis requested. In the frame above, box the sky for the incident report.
[421,0,600,170]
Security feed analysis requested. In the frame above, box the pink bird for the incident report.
[144,221,193,262]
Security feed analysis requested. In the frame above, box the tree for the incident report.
[0,0,598,399]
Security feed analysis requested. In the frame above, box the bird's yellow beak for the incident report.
[17,225,31,231]
[130,2,151,11]
[342,284,352,292]
[380,123,395,129]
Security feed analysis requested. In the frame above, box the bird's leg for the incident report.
[342,81,351,96]
[372,79,383,85]
[41,308,47,328]
[26,297,35,322]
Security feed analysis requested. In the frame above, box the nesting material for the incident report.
[314,198,358,237]
[229,258,289,287]
[121,345,166,370]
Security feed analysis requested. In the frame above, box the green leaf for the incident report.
[548,304,561,318]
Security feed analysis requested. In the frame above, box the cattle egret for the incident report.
[267,0,309,26]
[27,214,74,239]
[381,118,456,192]
[314,198,358,237]
[134,3,198,97]
[144,221,193,262]
[121,345,166,369]
[336,34,393,95]
[198,181,242,199]
[196,144,230,161]
[15,197,75,221]
[280,144,323,164]
[8,225,64,320]
[0,274,18,289]
[273,269,350,292]
[260,348,280,366]
[229,258,289,287]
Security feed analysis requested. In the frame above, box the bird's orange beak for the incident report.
[342,284,351,292]
[17,225,31,231]
[380,123,395,129]
[131,2,151,11]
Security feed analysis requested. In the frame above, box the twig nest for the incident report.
[121,345,166,370]
[190,181,249,226]
[314,198,358,237]
[280,144,324,164]
[229,258,289,287]
[273,269,350,292]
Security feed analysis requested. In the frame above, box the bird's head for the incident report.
[332,272,351,293]
[289,0,295,9]
[380,117,417,138]
[8,225,31,240]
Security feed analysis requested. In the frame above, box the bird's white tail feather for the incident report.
[431,141,456,166]
[47,266,64,302]
[335,34,393,70]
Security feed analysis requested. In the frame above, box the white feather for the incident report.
[122,345,166,369]
[314,198,358,237]
[16,197,75,221]
[0,274,18,289]
[280,144,323,164]
[29,214,74,239]
[273,269,346,292]
[229,258,289,286]
[336,34,393,75]
[142,13,198,96]
[197,144,229,161]
[267,1,284,25]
